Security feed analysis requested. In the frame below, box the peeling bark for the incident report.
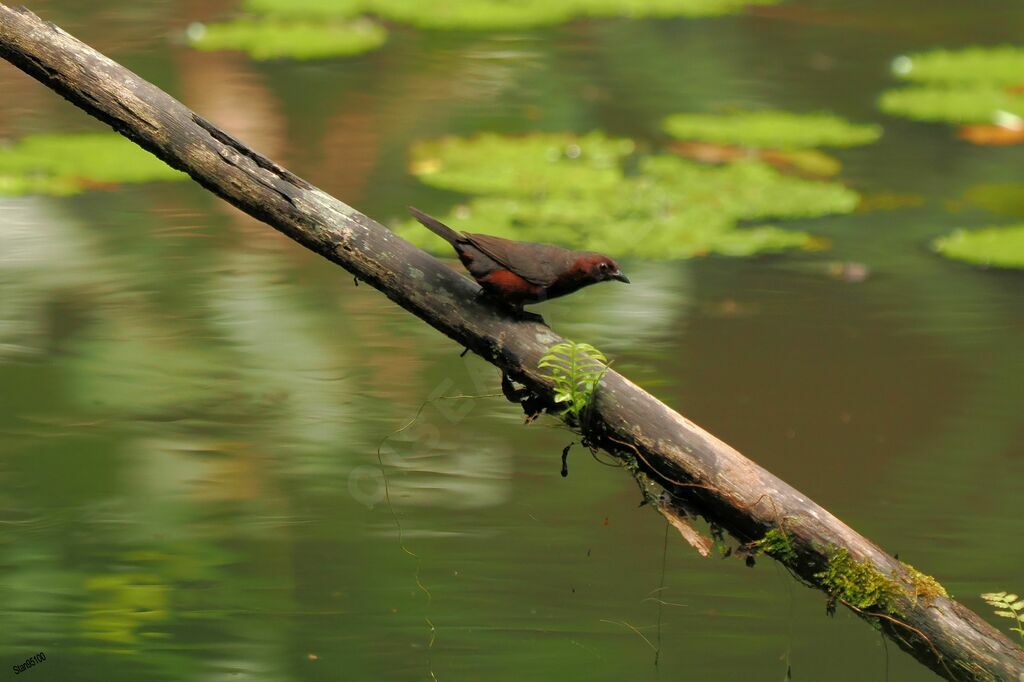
[1,4,1021,679]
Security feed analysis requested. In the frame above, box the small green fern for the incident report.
[538,341,609,420]
[981,591,1024,645]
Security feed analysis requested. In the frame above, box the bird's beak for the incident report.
[612,271,630,284]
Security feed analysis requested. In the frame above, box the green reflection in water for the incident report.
[0,134,186,197]
[2,1,1024,681]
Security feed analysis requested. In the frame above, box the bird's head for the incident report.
[582,254,630,284]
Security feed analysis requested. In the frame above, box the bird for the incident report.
[409,207,629,322]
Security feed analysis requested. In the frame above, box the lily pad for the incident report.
[881,46,1024,126]
[933,225,1024,269]
[359,0,573,29]
[663,111,881,149]
[244,0,365,19]
[410,132,635,196]
[0,133,186,196]
[401,133,858,259]
[241,0,779,29]
[187,18,387,60]
[878,85,1024,124]
[891,47,1024,86]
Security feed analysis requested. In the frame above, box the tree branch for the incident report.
[1,4,1020,679]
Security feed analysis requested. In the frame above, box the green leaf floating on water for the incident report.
[0,133,186,196]
[187,18,387,60]
[244,0,366,19]
[352,0,573,29]
[891,47,1024,86]
[878,85,1024,124]
[402,132,858,259]
[241,0,778,29]
[933,225,1024,269]
[880,46,1024,124]
[663,111,882,149]
[410,132,636,195]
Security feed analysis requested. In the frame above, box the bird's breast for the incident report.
[478,269,544,303]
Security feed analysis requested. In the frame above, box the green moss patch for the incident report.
[901,562,947,606]
[0,133,186,196]
[816,548,905,615]
[749,527,797,563]
[402,132,859,259]
[933,224,1024,269]
[663,111,881,150]
[816,549,949,616]
[187,18,387,60]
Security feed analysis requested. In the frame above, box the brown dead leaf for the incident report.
[958,124,1024,146]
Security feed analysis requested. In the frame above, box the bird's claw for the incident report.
[514,309,547,326]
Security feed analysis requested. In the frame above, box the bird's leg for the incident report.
[513,303,546,326]
[475,288,547,325]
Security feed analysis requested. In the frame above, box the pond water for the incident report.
[1,0,1022,680]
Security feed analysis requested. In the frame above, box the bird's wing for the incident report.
[462,233,573,287]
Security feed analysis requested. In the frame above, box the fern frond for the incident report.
[537,339,610,420]
[982,589,1024,645]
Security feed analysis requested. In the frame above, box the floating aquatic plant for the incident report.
[402,132,857,259]
[186,17,387,60]
[409,132,635,196]
[663,111,881,150]
[881,46,1024,126]
[878,85,1024,124]
[244,0,365,20]
[932,224,1024,269]
[0,133,186,196]
[358,0,573,29]
[891,47,1024,86]
[241,0,779,29]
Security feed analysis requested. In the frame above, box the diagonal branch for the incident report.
[1,4,1020,679]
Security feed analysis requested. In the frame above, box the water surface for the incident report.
[1,1,1022,680]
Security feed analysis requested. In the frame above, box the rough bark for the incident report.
[1,5,1020,680]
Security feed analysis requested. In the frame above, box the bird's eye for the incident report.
[599,262,608,272]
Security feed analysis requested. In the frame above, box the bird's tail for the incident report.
[408,206,462,245]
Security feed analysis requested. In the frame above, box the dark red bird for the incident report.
[409,207,629,318]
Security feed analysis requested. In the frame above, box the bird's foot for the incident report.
[513,308,547,326]
[475,289,547,325]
